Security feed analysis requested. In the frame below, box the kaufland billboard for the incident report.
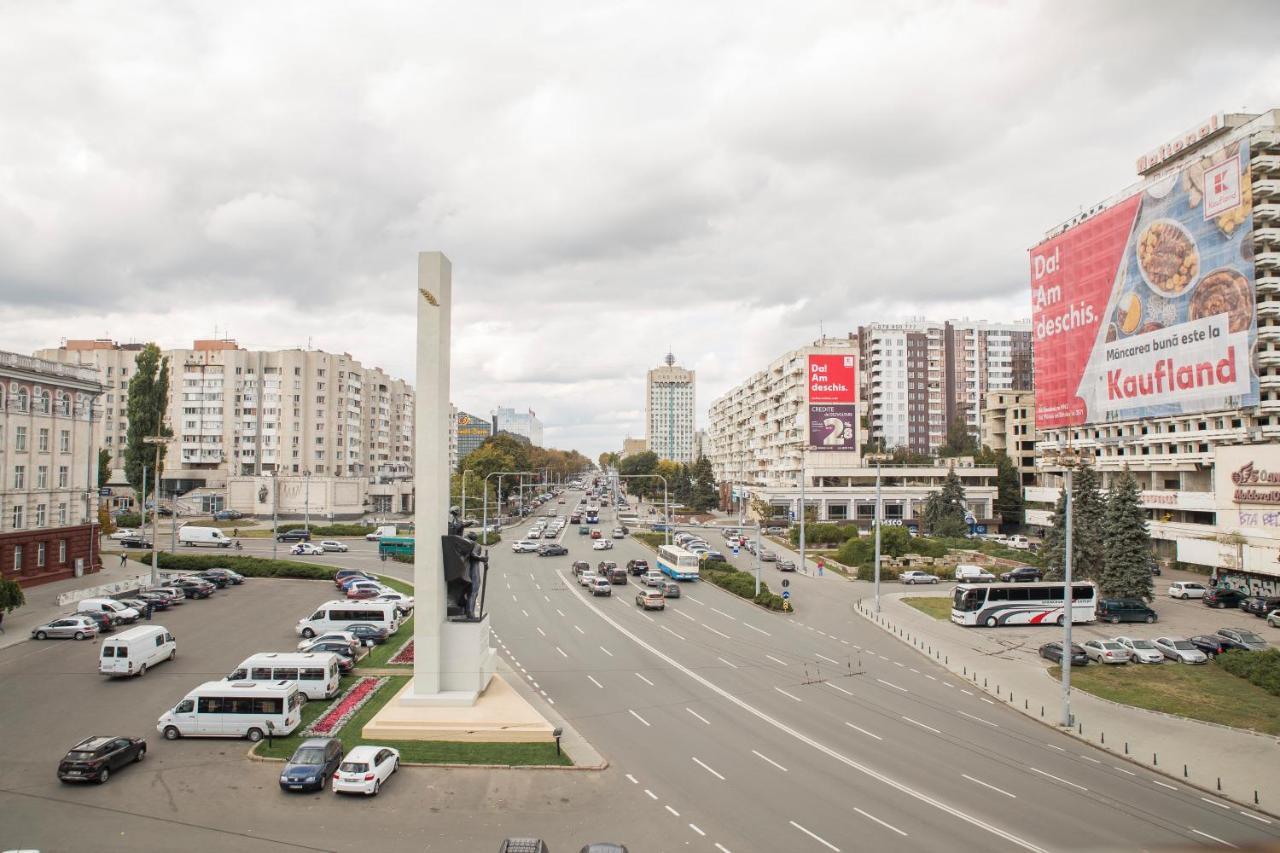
[807,354,858,451]
[1030,137,1257,429]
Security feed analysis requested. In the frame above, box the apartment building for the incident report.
[491,406,543,447]
[620,437,647,459]
[980,391,1036,486]
[1029,109,1280,591]
[645,353,696,463]
[0,351,105,587]
[35,339,414,519]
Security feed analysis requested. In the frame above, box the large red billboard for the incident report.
[1030,137,1257,429]
[807,354,857,404]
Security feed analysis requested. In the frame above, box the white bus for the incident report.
[227,652,341,700]
[157,680,303,742]
[952,581,1098,628]
[296,599,401,639]
[656,544,700,581]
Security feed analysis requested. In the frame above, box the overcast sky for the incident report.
[4,1,1279,458]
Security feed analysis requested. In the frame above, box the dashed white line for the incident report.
[962,774,1016,799]
[715,844,732,853]
[716,656,738,669]
[636,673,655,686]
[685,594,704,605]
[555,608,566,617]
[543,595,550,603]
[765,654,789,666]
[1152,780,1178,791]
[644,788,658,800]
[825,681,854,696]
[536,626,547,637]
[774,686,802,702]
[980,698,996,705]
[1031,767,1088,791]
[1191,829,1238,848]
[686,707,711,725]
[902,716,941,735]
[599,646,614,657]
[840,639,850,645]
[1201,797,1231,810]
[957,710,998,728]
[1240,811,1273,824]
[661,625,686,640]
[665,804,681,817]
[845,722,883,740]
[876,678,908,693]
[744,622,772,636]
[711,607,736,620]
[625,773,638,784]
[925,674,937,681]
[815,653,840,665]
[588,675,604,689]
[521,609,529,618]
[511,593,518,602]
[1112,766,1137,776]
[704,624,732,639]
[689,823,705,836]
[961,689,974,696]
[555,646,568,658]
[894,661,905,668]
[753,749,788,772]
[854,807,908,837]
[574,624,585,634]
[639,612,655,623]
[1079,755,1101,764]
[629,709,651,727]
[692,756,725,780]
[531,681,540,689]
[674,608,696,621]
[789,820,840,851]
[1045,743,1065,752]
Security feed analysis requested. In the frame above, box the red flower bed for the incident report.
[389,640,414,664]
[305,677,385,736]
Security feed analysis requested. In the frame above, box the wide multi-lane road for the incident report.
[472,493,1280,852]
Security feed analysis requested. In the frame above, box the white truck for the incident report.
[178,526,233,548]
[365,524,398,541]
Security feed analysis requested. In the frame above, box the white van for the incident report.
[79,597,140,625]
[295,600,400,639]
[178,525,233,548]
[157,680,303,742]
[365,525,398,541]
[227,652,341,700]
[954,564,996,583]
[1006,535,1032,550]
[100,625,176,677]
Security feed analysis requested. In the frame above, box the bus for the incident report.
[296,600,401,639]
[156,680,303,742]
[585,508,599,524]
[656,544,700,581]
[227,652,342,700]
[378,536,414,560]
[951,581,1097,627]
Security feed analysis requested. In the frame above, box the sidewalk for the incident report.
[858,590,1280,816]
[0,555,154,652]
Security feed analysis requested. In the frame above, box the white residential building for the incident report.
[645,353,696,463]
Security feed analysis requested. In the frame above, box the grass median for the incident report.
[1049,661,1280,736]
[902,597,952,620]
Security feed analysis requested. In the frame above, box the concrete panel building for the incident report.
[980,391,1037,486]
[645,352,696,463]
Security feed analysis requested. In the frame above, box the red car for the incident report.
[590,530,602,540]
[335,570,375,589]
[346,586,382,600]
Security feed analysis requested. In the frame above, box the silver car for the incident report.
[31,616,99,641]
[1081,639,1130,664]
[319,540,349,552]
[1153,636,1209,664]
[1113,636,1164,664]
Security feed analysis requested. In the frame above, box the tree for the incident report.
[688,456,719,513]
[618,451,659,501]
[1041,465,1106,582]
[1100,469,1154,601]
[1039,488,1068,581]
[975,449,1024,530]
[97,448,112,489]
[461,444,517,507]
[922,467,968,538]
[939,411,977,457]
[0,578,25,630]
[598,451,619,469]
[123,343,172,506]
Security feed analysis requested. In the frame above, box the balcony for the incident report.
[1255,179,1280,199]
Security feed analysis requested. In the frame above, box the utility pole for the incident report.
[271,468,279,561]
[140,465,151,584]
[754,520,762,595]
[1061,461,1075,728]
[798,443,807,575]
[304,469,311,532]
[874,456,883,612]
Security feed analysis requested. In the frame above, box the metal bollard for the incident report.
[1101,732,1105,744]
[1217,778,1221,791]
[1124,742,1129,755]
[1184,765,1188,779]
[1154,753,1158,766]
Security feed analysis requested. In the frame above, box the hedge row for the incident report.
[1218,649,1280,696]
[127,552,338,581]
[854,563,947,582]
[704,569,788,611]
[788,524,859,547]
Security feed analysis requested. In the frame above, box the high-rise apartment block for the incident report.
[491,406,543,447]
[645,353,696,463]
[1,351,105,587]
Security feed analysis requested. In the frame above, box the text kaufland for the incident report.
[1106,346,1239,401]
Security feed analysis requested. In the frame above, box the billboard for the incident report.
[1031,137,1257,429]
[807,354,857,404]
[808,404,857,450]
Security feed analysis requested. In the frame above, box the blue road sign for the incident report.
[781,590,791,600]
[731,546,740,556]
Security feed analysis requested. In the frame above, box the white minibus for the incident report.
[157,680,302,742]
[227,652,341,700]
[295,600,400,639]
[100,625,176,677]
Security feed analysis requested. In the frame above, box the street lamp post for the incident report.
[798,442,807,574]
[865,453,893,613]
[1044,447,1081,727]
[143,436,168,586]
[271,468,279,561]
[482,471,537,544]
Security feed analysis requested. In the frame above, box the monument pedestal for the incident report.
[361,674,556,743]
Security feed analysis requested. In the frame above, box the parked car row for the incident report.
[1168,583,1280,623]
[1039,627,1270,667]
[278,736,401,795]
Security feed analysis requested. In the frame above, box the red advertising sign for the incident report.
[807,354,857,404]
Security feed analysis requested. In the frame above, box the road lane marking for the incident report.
[1079,755,1101,764]
[894,661,905,668]
[854,807,907,837]
[547,697,555,705]
[840,639,850,645]
[536,627,546,637]
[1045,743,1065,752]
[625,773,637,784]
[902,716,941,734]
[1031,767,1088,791]
[543,595,550,602]
[704,624,732,639]
[686,707,711,725]
[716,656,738,669]
[1201,797,1230,810]
[599,646,614,657]
[715,844,732,853]
[636,673,655,686]
[644,788,658,800]
[1112,766,1136,776]
[925,675,937,681]
[908,668,919,674]
[521,609,529,618]
[556,646,568,658]
[789,820,840,851]
[511,594,518,602]
[774,686,802,702]
[685,595,704,605]
[639,612,655,622]
[980,698,996,705]
[744,622,771,636]
[753,749,788,772]
[556,608,566,617]
[692,756,725,780]
[962,774,1016,798]
[711,607,736,620]
[815,653,840,665]
[588,675,604,689]
[825,681,854,696]
[1240,811,1273,824]
[674,609,696,621]
[574,625,585,634]
[629,709,651,726]
[1191,829,1238,848]
[1153,780,1178,791]
[689,823,705,836]
[957,710,998,728]
[531,681,540,688]
[765,654,789,666]
[661,626,686,640]
[876,678,908,693]
[961,689,973,695]
[665,805,681,817]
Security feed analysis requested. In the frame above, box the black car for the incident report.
[999,566,1044,583]
[276,528,312,542]
[305,641,358,669]
[1188,635,1229,657]
[1149,561,1162,576]
[537,544,569,557]
[1038,642,1088,667]
[279,737,343,792]
[1095,598,1158,624]
[201,568,244,585]
[1203,588,1248,609]
[627,559,650,576]
[1243,596,1280,618]
[119,536,154,549]
[571,560,591,577]
[58,736,146,783]
[194,571,231,589]
[170,578,214,599]
[132,591,173,610]
[73,611,115,633]
[343,622,389,646]
[213,509,244,521]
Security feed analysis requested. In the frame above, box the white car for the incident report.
[1113,636,1165,664]
[333,745,399,796]
[591,577,612,597]
[511,540,539,553]
[297,631,359,652]
[1081,639,1130,664]
[579,571,599,588]
[644,571,664,588]
[109,528,138,540]
[1153,636,1209,664]
[1167,582,1207,600]
[592,539,614,551]
[376,592,415,612]
[318,540,349,553]
[291,543,324,556]
[900,570,939,585]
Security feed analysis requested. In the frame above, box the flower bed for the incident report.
[305,677,387,736]
[388,639,414,665]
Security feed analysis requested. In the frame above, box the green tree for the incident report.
[1039,487,1068,580]
[939,411,977,457]
[97,448,112,489]
[922,468,968,538]
[462,444,517,506]
[1042,465,1106,582]
[619,451,659,500]
[598,451,620,469]
[0,578,25,629]
[975,449,1024,529]
[1100,469,1154,601]
[688,456,719,512]
[123,343,172,506]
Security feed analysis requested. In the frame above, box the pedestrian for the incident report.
[120,552,127,567]
[233,527,239,538]
[144,601,154,621]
